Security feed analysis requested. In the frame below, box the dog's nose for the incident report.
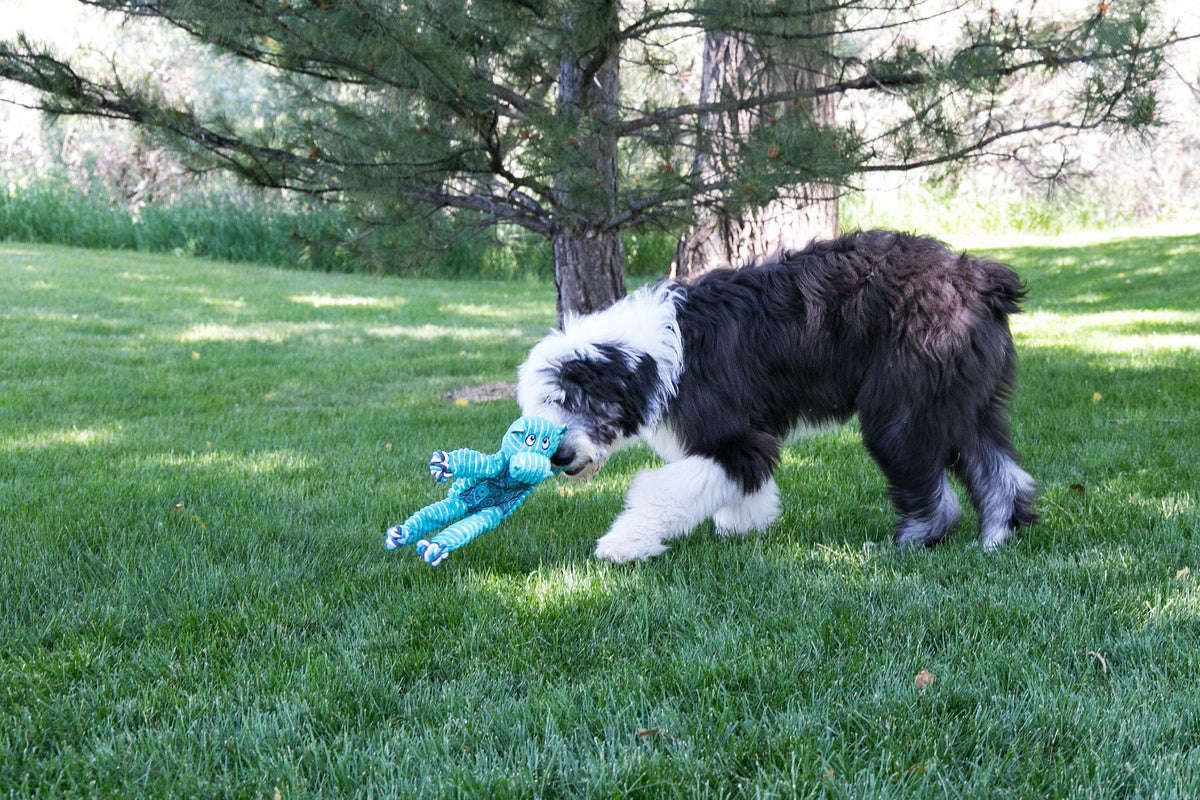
[550,444,576,468]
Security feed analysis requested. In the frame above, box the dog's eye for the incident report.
[524,433,537,447]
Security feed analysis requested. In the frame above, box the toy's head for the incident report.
[500,416,568,461]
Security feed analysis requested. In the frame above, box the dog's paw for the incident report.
[713,481,780,538]
[593,521,669,563]
[594,537,668,563]
[713,506,763,538]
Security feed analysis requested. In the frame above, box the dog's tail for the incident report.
[974,256,1029,318]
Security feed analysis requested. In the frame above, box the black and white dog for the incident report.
[517,230,1038,562]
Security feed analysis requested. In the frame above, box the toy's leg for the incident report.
[416,507,507,566]
[385,497,467,550]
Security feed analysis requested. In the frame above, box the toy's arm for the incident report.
[507,452,555,485]
[429,448,505,483]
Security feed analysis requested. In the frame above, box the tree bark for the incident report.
[552,1,626,327]
[552,227,626,326]
[673,22,839,280]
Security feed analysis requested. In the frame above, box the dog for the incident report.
[517,229,1038,562]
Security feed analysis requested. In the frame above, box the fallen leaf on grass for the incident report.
[915,669,937,691]
[636,728,683,744]
[1177,566,1191,580]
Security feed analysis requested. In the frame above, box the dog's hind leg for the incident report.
[593,456,743,562]
[860,415,962,547]
[952,419,1038,551]
[890,472,963,548]
[713,477,780,537]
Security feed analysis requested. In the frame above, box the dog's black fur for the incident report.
[522,229,1038,558]
[674,231,1035,526]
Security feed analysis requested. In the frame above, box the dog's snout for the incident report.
[550,443,576,468]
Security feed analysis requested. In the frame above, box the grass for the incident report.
[0,175,664,281]
[0,177,362,273]
[2,233,1199,798]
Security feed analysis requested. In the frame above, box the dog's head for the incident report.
[516,286,684,479]
[517,342,657,479]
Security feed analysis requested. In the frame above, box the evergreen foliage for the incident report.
[0,0,1187,314]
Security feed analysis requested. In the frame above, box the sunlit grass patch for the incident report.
[144,447,318,476]
[1,425,125,453]
[3,234,1200,798]
[364,322,528,342]
[178,320,342,343]
[289,292,408,310]
[1017,309,1200,357]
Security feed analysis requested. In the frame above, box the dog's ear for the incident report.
[555,352,612,413]
[555,345,661,439]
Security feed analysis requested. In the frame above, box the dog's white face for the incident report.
[515,348,622,481]
[517,285,685,481]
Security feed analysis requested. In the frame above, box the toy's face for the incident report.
[502,416,568,459]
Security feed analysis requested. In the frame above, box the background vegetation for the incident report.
[3,155,1198,283]
[3,0,1200,285]
[2,232,1198,797]
[3,0,1186,320]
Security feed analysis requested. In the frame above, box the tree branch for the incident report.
[395,185,555,237]
[616,30,1197,138]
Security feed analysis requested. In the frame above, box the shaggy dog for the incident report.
[517,230,1038,562]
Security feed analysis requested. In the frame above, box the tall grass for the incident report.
[839,182,1151,241]
[0,174,352,270]
[10,165,1191,285]
[0,173,674,282]
[3,232,1199,798]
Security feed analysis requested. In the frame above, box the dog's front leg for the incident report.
[593,456,743,562]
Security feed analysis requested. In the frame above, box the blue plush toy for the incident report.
[385,416,567,566]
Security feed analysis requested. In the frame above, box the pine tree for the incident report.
[673,6,841,279]
[1,0,1185,320]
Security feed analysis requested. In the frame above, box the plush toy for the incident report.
[385,416,567,566]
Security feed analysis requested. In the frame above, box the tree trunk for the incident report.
[552,1,625,327]
[553,227,626,326]
[673,22,839,280]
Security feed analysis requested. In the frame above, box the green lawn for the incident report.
[2,236,1198,798]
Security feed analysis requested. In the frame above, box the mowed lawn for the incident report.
[2,234,1198,798]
